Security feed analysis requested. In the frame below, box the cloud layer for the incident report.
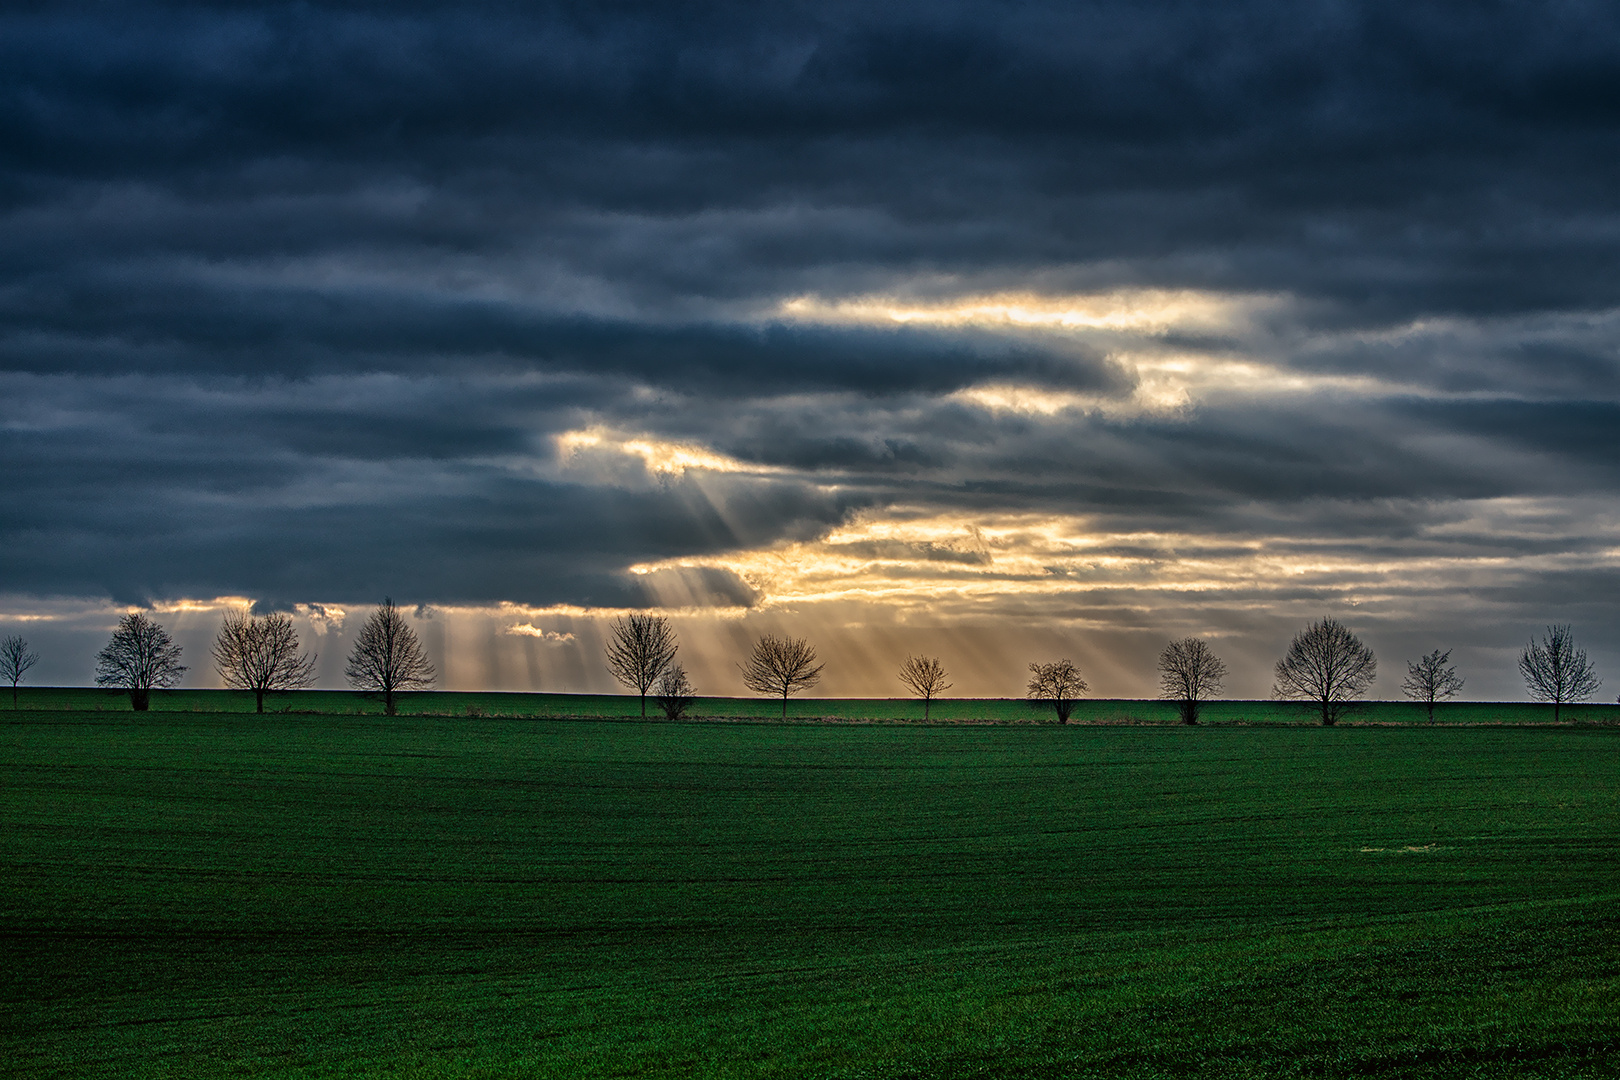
[3,2,1619,698]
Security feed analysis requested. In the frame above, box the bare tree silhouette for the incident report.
[95,613,187,711]
[898,655,952,720]
[1158,638,1227,725]
[1272,617,1376,726]
[740,635,823,718]
[1,636,40,707]
[1027,660,1088,724]
[605,613,679,718]
[1401,648,1464,722]
[653,664,697,721]
[344,599,435,716]
[213,610,318,713]
[1519,625,1600,722]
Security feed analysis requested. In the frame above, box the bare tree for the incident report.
[1157,638,1227,725]
[740,634,823,718]
[1,635,40,707]
[212,610,318,713]
[1272,616,1377,726]
[1519,625,1601,722]
[653,663,697,721]
[1026,659,1088,724]
[1401,648,1464,722]
[344,598,436,716]
[898,655,952,720]
[95,613,187,711]
[605,613,679,718]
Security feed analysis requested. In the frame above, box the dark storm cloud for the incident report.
[7,2,1620,316]
[0,371,859,605]
[1,432,854,608]
[0,272,1121,393]
[2,0,1619,650]
[673,390,1576,513]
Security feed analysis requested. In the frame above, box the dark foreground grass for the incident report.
[1,713,1617,1078]
[8,686,1618,724]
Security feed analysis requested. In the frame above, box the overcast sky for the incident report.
[3,2,1618,700]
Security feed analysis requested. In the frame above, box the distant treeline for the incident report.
[1,608,1609,725]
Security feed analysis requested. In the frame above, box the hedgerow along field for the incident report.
[2,709,1617,1078]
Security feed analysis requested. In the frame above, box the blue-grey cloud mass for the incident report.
[3,2,1619,698]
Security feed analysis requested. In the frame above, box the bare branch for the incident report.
[94,613,187,711]
[1026,659,1088,724]
[898,655,952,720]
[1272,617,1376,726]
[1157,638,1227,725]
[344,599,435,716]
[740,635,823,718]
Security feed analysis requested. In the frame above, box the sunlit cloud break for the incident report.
[504,624,577,643]
[556,427,783,477]
[778,289,1279,334]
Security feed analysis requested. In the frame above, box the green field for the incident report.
[2,709,1618,1078]
[8,686,1618,724]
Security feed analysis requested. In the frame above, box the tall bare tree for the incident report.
[653,663,697,721]
[605,613,679,718]
[1157,638,1227,725]
[1519,625,1601,722]
[95,613,187,711]
[344,598,435,716]
[1401,648,1464,722]
[898,655,952,720]
[740,634,823,718]
[212,610,318,713]
[1,635,40,707]
[1026,659,1088,724]
[1272,616,1377,726]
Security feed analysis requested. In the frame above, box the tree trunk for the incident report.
[1320,697,1335,726]
[130,688,150,711]
[781,691,788,719]
[255,688,265,713]
[385,687,396,716]
[640,692,647,719]
[1427,700,1434,723]
[924,697,930,721]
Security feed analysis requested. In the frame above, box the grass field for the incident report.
[2,709,1618,1078]
[7,686,1619,724]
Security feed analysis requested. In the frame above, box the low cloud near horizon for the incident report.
[3,2,1619,700]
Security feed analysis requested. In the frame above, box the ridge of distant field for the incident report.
[5,685,1618,724]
